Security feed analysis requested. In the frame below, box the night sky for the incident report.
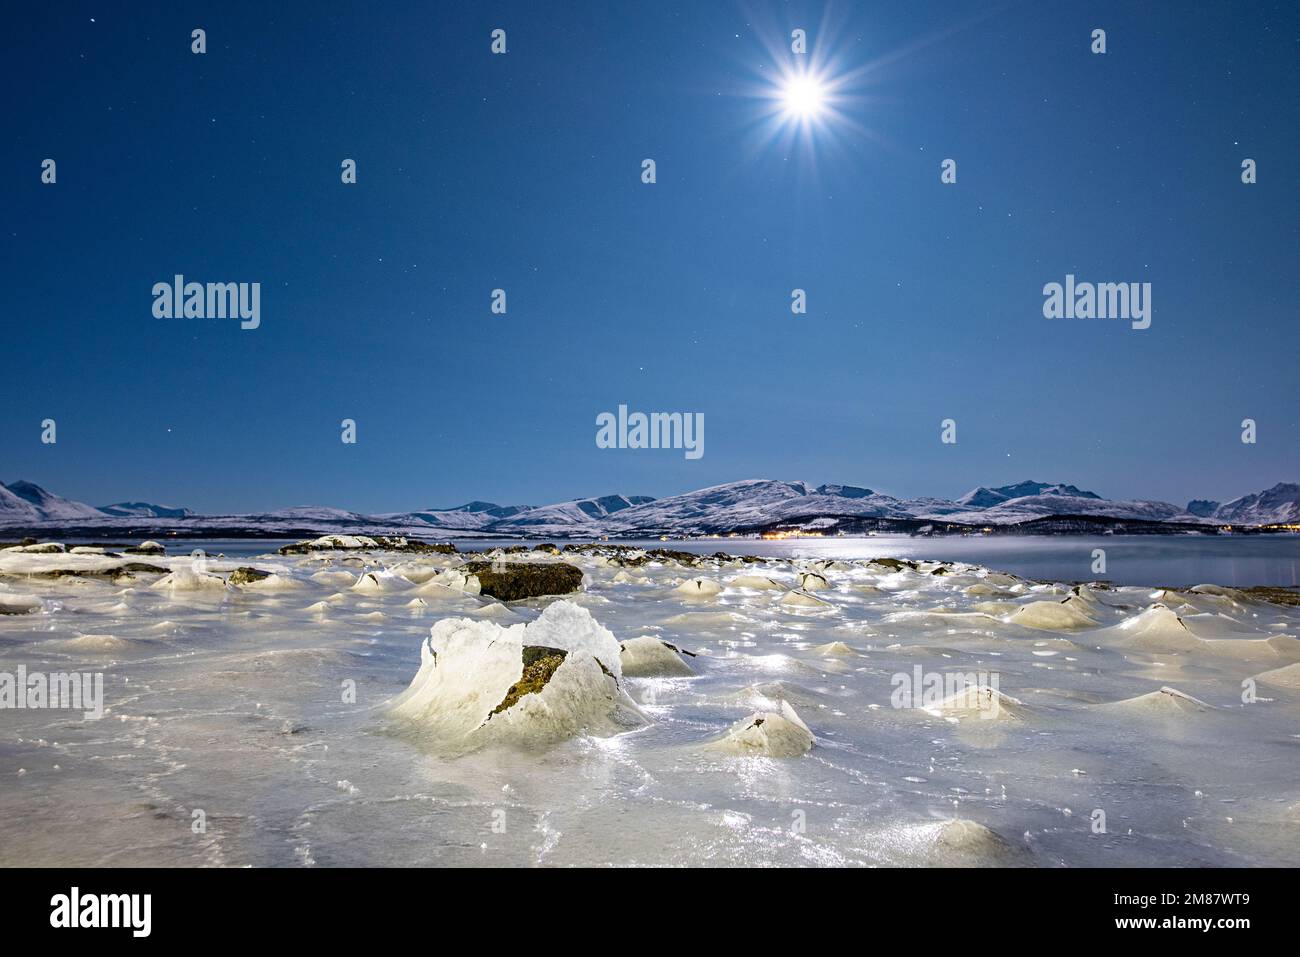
[3,1,1297,513]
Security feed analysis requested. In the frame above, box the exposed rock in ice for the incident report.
[389,600,643,749]
[2,542,65,554]
[125,540,166,556]
[239,572,300,591]
[455,561,583,601]
[227,566,272,586]
[619,635,694,676]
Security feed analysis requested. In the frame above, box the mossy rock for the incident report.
[16,562,168,580]
[125,543,166,556]
[490,646,568,715]
[458,561,583,601]
[228,566,272,585]
[1243,586,1300,607]
[646,548,701,565]
[868,558,918,571]
[278,536,457,556]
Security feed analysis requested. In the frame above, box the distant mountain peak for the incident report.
[1,477,1294,533]
[957,480,1100,508]
[98,501,195,518]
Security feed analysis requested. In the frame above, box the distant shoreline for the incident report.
[0,512,1295,544]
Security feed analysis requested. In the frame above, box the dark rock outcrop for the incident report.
[457,561,583,601]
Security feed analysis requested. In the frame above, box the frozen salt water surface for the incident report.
[1,540,1298,867]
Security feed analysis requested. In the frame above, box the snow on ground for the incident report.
[1,542,1298,867]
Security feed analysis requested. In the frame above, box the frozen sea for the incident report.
[1,535,1298,867]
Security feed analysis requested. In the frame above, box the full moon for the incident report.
[780,75,827,118]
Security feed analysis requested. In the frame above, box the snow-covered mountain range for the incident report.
[1,478,1296,538]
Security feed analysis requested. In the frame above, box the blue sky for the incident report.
[3,1,1297,513]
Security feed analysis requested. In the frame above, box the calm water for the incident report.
[167,534,1300,587]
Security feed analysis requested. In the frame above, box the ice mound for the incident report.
[0,592,43,615]
[851,582,884,595]
[891,819,1023,866]
[780,588,832,608]
[1105,605,1291,660]
[237,572,300,591]
[1067,584,1110,611]
[69,546,105,555]
[809,640,857,656]
[1252,662,1300,691]
[416,569,481,596]
[734,680,824,710]
[927,684,1027,722]
[619,635,695,676]
[965,583,1014,598]
[387,562,443,585]
[311,570,357,587]
[728,574,784,591]
[1116,604,1197,643]
[984,572,1021,586]
[1007,598,1099,631]
[352,571,408,593]
[711,700,814,757]
[151,569,228,593]
[469,602,519,620]
[309,535,379,549]
[673,578,723,599]
[1192,584,1247,599]
[1102,685,1213,716]
[2,542,65,553]
[388,600,643,749]
[60,633,137,653]
[798,571,830,591]
[305,600,331,613]
[810,559,853,571]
